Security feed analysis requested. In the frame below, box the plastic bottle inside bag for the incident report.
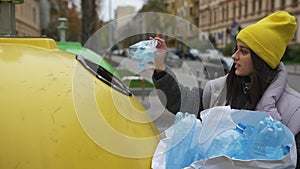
[166,112,199,169]
[247,117,287,160]
[206,123,246,158]
[226,125,253,159]
[128,40,158,68]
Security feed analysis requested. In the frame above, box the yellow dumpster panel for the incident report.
[0,38,160,169]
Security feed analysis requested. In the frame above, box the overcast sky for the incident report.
[73,0,146,21]
[99,0,146,21]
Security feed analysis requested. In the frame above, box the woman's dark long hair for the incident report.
[226,50,279,110]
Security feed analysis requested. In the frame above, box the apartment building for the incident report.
[199,0,300,48]
[15,0,41,36]
[164,0,300,49]
[164,0,200,49]
[14,0,78,39]
[115,6,136,29]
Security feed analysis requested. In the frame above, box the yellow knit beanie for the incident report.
[236,11,297,69]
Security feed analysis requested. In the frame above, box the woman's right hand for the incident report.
[150,37,168,72]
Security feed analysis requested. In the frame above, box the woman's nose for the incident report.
[231,50,239,60]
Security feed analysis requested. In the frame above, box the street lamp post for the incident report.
[57,17,68,42]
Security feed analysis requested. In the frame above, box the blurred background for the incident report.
[12,0,300,63]
[5,0,300,133]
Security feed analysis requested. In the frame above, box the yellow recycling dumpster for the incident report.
[0,37,160,169]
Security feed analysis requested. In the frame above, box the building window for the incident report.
[245,0,248,17]
[222,7,225,22]
[271,0,275,11]
[239,2,242,18]
[233,3,236,18]
[281,0,286,9]
[165,3,169,11]
[190,6,193,16]
[214,9,217,24]
[32,7,36,23]
[258,0,262,13]
[226,4,229,21]
[201,14,207,26]
[211,10,214,25]
[252,0,256,14]
[292,0,298,6]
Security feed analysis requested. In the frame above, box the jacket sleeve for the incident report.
[287,106,300,135]
[152,67,203,117]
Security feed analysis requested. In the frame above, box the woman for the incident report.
[151,11,300,167]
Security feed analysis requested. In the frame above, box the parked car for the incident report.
[165,51,183,68]
[203,56,233,79]
[112,48,129,57]
[184,48,202,60]
[168,47,184,59]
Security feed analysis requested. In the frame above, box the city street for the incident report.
[112,55,300,92]
[111,55,300,134]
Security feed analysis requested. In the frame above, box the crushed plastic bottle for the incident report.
[226,125,253,159]
[206,123,246,158]
[128,40,158,68]
[247,117,286,160]
[166,112,199,169]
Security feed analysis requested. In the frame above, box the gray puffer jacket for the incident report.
[153,63,300,135]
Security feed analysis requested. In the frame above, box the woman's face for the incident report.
[231,40,255,76]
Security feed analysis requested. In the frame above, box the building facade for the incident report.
[164,0,300,49]
[163,0,200,49]
[199,0,300,49]
[115,6,136,30]
[15,0,41,36]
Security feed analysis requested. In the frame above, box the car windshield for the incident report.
[76,55,132,96]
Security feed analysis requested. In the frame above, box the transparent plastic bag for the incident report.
[152,106,297,169]
[152,112,203,169]
[165,112,203,169]
[187,108,297,169]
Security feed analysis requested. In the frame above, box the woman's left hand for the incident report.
[150,37,167,71]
